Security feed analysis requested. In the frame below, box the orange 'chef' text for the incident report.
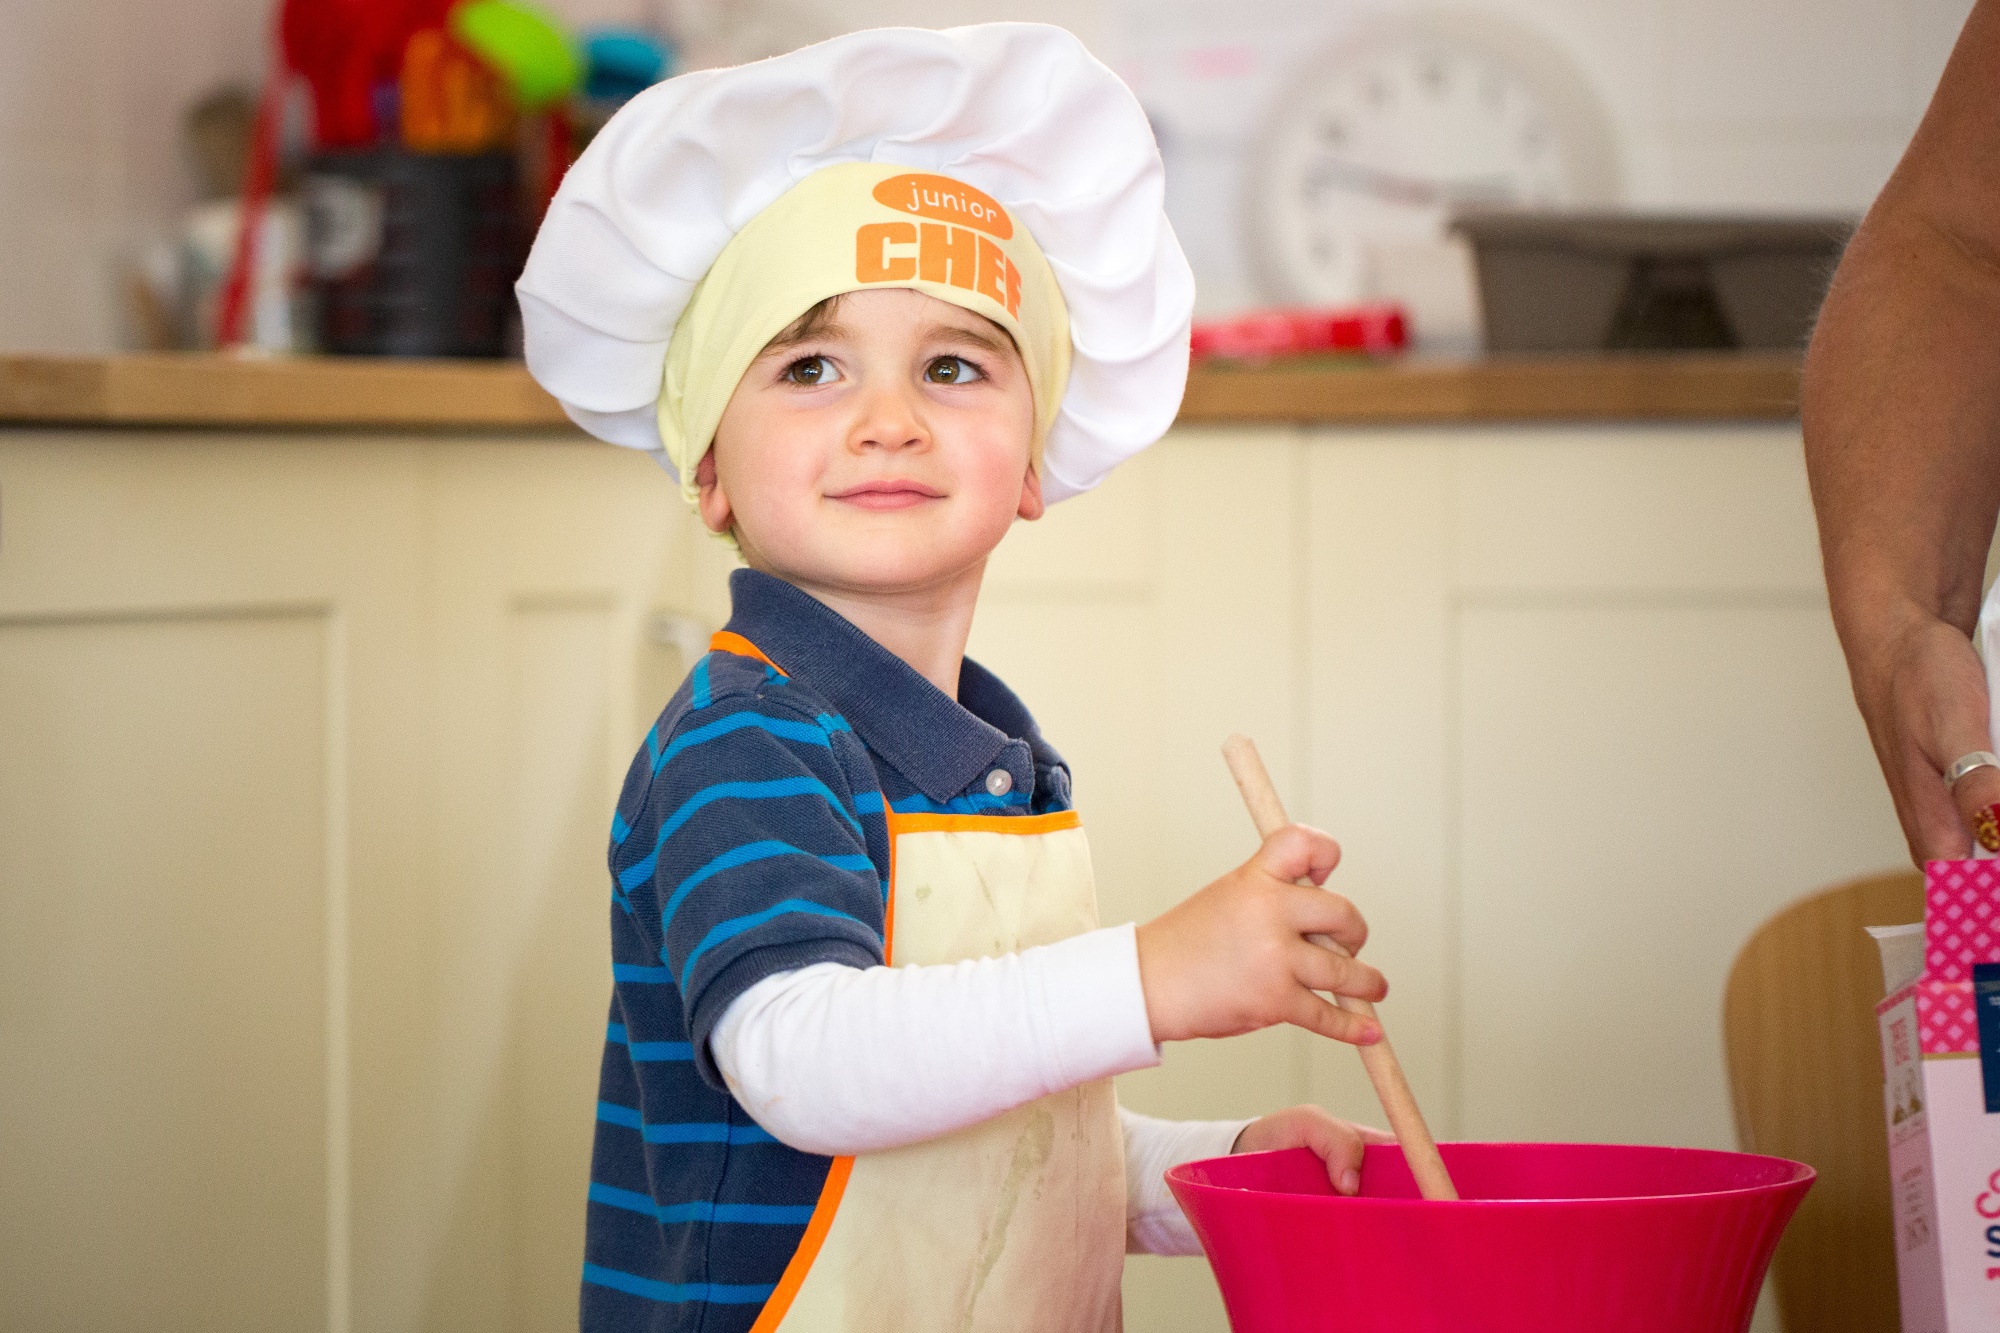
[855,221,1022,318]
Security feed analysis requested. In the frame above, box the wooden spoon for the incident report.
[1223,735,1459,1201]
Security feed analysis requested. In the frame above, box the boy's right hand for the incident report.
[1134,824,1386,1047]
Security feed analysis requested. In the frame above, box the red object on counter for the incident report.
[540,105,572,216]
[1189,303,1409,362]
[216,32,288,348]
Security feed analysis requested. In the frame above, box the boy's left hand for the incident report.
[1232,1105,1396,1197]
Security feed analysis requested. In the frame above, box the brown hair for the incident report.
[764,295,846,351]
[761,292,1020,360]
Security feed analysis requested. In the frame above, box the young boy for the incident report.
[518,24,1392,1333]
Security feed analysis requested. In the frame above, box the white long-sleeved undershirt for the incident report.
[708,922,1248,1256]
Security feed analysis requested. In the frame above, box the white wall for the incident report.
[0,0,271,352]
[0,0,1975,343]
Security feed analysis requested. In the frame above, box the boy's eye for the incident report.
[784,356,839,386]
[925,356,984,385]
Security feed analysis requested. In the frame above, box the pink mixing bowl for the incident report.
[1166,1142,1813,1333]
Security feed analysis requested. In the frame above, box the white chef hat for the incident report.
[516,22,1194,505]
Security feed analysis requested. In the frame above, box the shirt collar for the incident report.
[721,568,1064,804]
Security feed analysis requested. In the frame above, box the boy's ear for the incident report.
[1016,463,1045,522]
[694,447,735,535]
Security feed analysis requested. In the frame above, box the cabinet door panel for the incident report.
[1456,598,1902,1145]
[0,610,331,1333]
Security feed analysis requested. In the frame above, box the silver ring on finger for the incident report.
[1948,750,2000,786]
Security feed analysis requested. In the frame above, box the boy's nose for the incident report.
[847,380,930,454]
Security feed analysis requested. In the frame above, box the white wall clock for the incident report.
[1252,11,1621,347]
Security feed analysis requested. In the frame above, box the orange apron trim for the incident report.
[744,1154,855,1333]
[709,630,787,675]
[886,808,1080,838]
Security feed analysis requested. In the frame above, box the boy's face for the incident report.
[698,288,1042,602]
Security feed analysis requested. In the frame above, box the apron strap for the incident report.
[710,630,787,676]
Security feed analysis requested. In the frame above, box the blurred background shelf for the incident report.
[0,353,573,430]
[0,350,1803,430]
[1176,351,1800,423]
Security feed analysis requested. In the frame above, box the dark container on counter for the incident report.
[1450,211,1854,354]
[304,149,523,357]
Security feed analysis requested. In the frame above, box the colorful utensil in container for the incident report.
[582,28,671,102]
[401,26,512,152]
[283,0,456,147]
[450,0,581,108]
[281,0,374,148]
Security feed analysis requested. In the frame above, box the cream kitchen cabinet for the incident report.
[1,410,1900,1332]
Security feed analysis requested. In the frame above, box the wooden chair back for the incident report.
[1723,870,1924,1333]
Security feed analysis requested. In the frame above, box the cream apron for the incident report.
[722,640,1126,1333]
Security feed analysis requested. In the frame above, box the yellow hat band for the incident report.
[656,161,1072,509]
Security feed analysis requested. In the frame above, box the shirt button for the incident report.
[985,769,1013,797]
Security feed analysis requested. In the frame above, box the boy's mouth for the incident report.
[826,479,945,511]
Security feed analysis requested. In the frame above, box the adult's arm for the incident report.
[1802,0,2000,860]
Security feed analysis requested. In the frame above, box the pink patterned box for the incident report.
[1874,859,2000,1332]
[1918,859,2000,1053]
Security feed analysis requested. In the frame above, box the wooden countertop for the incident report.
[0,350,1801,430]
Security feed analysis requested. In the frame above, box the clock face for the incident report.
[1255,14,1618,305]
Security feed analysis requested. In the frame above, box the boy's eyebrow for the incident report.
[760,318,853,355]
[757,312,1020,360]
[920,319,1017,358]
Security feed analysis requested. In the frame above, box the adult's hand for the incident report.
[1846,607,2000,860]
[1803,0,2000,861]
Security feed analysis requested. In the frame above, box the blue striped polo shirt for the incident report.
[582,567,1076,1332]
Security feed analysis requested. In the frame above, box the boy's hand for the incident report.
[1234,1104,1396,1196]
[1134,823,1387,1047]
